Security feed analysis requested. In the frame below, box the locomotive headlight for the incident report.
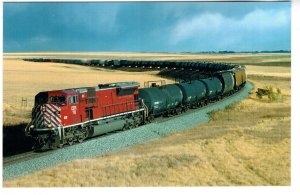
[30,125,34,129]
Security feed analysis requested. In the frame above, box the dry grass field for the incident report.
[3,52,290,186]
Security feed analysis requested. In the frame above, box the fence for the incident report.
[21,97,28,107]
[3,97,35,108]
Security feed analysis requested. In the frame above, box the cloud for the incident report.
[169,8,290,50]
[170,12,224,44]
[4,2,291,52]
[240,9,290,30]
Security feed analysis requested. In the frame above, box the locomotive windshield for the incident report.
[35,92,48,105]
[49,96,66,104]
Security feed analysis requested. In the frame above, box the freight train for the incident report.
[24,58,235,72]
[25,66,246,150]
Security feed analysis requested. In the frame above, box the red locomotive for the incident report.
[26,82,145,149]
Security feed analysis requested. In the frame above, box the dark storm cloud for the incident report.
[4,2,291,52]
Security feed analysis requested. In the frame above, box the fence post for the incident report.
[21,97,28,107]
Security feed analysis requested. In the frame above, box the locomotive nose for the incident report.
[42,103,62,128]
[31,103,62,128]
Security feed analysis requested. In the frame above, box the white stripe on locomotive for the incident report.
[32,109,43,127]
[44,109,61,123]
[44,111,60,126]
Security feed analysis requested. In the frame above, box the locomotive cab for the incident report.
[26,90,80,149]
[30,91,65,129]
[48,95,66,105]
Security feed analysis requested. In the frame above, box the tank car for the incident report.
[215,72,235,96]
[199,77,223,100]
[175,80,206,108]
[161,84,183,115]
[138,87,167,116]
[138,84,183,117]
[233,68,247,90]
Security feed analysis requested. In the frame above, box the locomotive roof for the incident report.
[41,82,140,95]
[97,82,140,89]
[52,82,140,94]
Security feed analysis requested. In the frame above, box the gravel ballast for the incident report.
[3,83,253,180]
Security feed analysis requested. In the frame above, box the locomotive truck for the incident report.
[25,67,246,150]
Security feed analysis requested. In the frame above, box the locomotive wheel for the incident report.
[77,136,84,143]
[132,117,139,128]
[134,120,139,128]
[197,102,201,107]
[122,122,131,130]
[77,130,88,143]
[182,107,187,113]
[48,143,54,150]
[76,135,84,143]
[67,138,74,146]
[129,123,135,129]
[127,123,132,130]
[147,115,154,122]
[175,108,181,115]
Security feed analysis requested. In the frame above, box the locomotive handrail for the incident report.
[62,108,145,129]
[24,121,32,136]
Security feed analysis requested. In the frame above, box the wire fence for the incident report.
[21,97,28,107]
[3,97,35,108]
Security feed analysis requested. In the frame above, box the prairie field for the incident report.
[3,52,291,186]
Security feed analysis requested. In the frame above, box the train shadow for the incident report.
[3,123,33,157]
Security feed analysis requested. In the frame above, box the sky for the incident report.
[3,1,291,53]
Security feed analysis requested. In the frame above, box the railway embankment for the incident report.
[3,83,252,181]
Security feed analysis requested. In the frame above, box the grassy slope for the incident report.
[3,53,291,186]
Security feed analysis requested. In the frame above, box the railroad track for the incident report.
[3,151,41,167]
